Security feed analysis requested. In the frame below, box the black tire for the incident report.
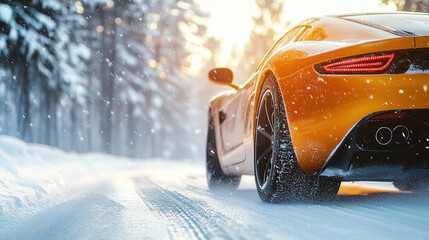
[393,180,429,192]
[206,109,241,190]
[254,73,340,202]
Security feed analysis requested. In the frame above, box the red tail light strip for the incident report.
[372,112,406,120]
[340,62,383,68]
[323,53,395,73]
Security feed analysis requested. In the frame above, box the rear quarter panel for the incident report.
[210,16,426,176]
[269,37,425,174]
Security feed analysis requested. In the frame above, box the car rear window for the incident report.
[343,14,429,36]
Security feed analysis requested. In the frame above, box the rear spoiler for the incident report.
[415,36,429,48]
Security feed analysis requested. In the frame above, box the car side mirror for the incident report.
[208,68,239,90]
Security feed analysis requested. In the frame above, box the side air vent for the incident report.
[219,111,226,124]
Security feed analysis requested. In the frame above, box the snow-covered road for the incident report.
[6,165,429,240]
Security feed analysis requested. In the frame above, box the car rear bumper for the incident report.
[280,69,429,175]
[319,109,429,181]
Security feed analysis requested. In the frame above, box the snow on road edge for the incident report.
[0,136,185,237]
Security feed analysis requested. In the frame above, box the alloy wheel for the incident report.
[255,90,276,189]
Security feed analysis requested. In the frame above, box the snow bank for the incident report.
[0,136,142,237]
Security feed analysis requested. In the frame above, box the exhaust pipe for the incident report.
[375,127,392,145]
[392,125,409,144]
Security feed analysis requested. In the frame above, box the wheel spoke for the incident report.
[263,160,271,183]
[256,145,272,165]
[265,98,274,132]
[256,90,277,188]
[257,126,273,142]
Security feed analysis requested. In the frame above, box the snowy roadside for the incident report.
[0,136,191,238]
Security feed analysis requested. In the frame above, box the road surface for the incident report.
[7,165,429,240]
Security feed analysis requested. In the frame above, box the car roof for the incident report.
[331,11,429,18]
[330,12,429,36]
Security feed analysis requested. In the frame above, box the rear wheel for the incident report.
[254,73,340,202]
[206,110,241,190]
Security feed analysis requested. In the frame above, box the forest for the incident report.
[0,0,427,160]
[0,0,209,159]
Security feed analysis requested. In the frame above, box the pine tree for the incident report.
[113,0,155,157]
[55,0,91,151]
[239,0,287,79]
[0,0,61,143]
[0,0,211,160]
[145,0,206,159]
[381,0,429,12]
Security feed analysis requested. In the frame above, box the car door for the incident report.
[219,87,248,163]
[219,26,310,166]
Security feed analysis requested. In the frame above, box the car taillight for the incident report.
[371,112,406,120]
[316,53,395,74]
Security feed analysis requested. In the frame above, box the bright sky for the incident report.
[191,0,397,72]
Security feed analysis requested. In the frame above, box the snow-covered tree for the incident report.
[0,0,210,160]
[112,0,155,157]
[0,0,91,148]
[0,0,61,143]
[239,0,287,78]
[144,0,207,159]
[381,0,429,12]
[55,1,91,151]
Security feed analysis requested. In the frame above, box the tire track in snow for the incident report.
[136,178,234,240]
[168,175,429,240]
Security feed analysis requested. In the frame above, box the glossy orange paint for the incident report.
[337,184,402,195]
[210,14,429,176]
[415,36,429,48]
[254,18,429,174]
[282,71,429,174]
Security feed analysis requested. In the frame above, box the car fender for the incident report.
[254,36,418,174]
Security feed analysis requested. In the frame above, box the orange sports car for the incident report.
[206,12,429,202]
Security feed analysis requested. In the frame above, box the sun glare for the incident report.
[191,0,397,74]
